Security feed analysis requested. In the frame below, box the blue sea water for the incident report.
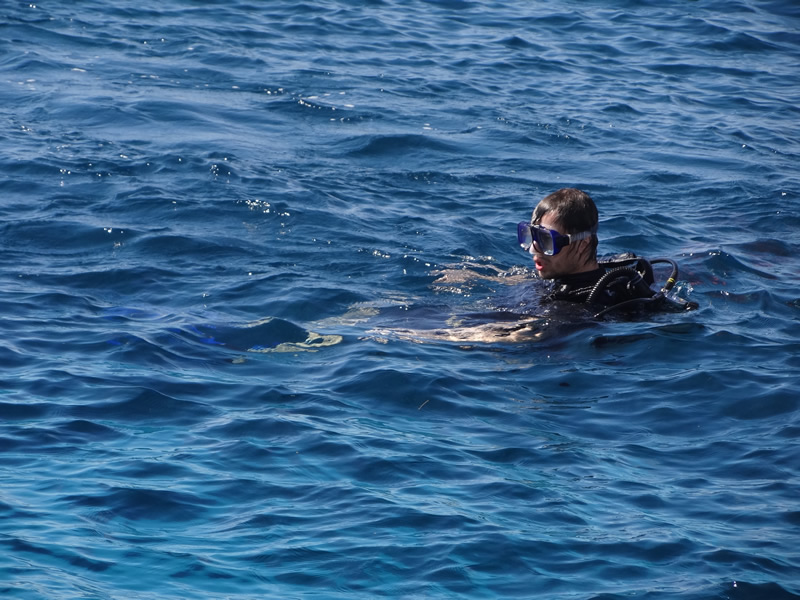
[2,0,799,598]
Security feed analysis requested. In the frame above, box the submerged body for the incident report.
[330,189,698,347]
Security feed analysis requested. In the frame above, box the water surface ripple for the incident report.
[1,1,799,599]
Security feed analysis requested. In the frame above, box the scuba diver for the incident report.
[363,188,698,346]
[518,188,698,317]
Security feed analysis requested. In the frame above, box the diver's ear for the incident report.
[577,237,594,266]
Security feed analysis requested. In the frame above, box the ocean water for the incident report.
[2,1,799,598]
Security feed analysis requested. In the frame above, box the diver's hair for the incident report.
[532,188,599,263]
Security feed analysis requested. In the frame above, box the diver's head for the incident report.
[521,188,599,279]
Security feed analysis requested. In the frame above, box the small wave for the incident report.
[69,485,213,524]
[72,387,218,425]
[336,133,462,158]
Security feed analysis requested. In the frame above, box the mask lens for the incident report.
[517,222,533,249]
[532,225,555,255]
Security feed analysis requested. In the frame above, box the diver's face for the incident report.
[531,214,589,279]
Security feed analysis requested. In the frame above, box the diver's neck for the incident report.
[553,262,602,284]
[573,260,600,274]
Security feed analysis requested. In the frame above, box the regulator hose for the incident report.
[649,258,679,294]
[585,266,654,305]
